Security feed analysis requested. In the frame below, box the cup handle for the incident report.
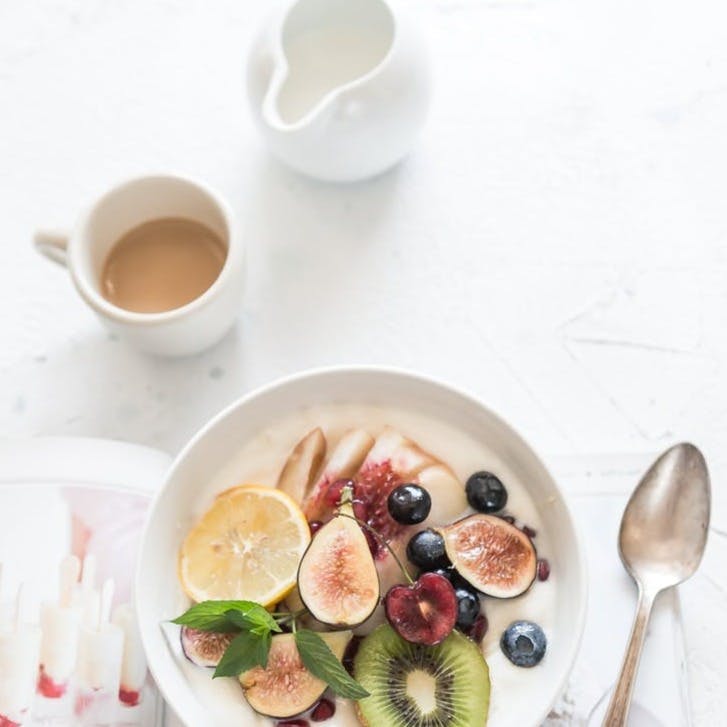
[34,229,70,267]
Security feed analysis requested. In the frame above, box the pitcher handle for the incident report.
[34,229,70,267]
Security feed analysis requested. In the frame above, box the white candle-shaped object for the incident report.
[0,563,15,631]
[76,555,100,625]
[37,555,81,698]
[76,578,123,691]
[112,604,147,707]
[0,585,41,725]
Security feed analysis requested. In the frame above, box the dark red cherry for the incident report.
[384,572,457,646]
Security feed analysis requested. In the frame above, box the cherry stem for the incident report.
[335,512,415,585]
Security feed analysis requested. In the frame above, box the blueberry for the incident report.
[466,472,508,513]
[423,567,455,583]
[464,613,489,644]
[424,567,477,592]
[406,529,449,570]
[454,586,481,629]
[500,621,547,667]
[387,484,432,525]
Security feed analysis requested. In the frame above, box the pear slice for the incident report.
[418,464,468,525]
[277,428,327,504]
[316,428,375,484]
[359,426,437,477]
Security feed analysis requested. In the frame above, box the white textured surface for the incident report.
[0,0,725,723]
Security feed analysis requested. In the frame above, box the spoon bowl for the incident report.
[619,442,710,591]
[603,443,710,726]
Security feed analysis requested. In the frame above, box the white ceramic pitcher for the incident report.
[247,0,431,183]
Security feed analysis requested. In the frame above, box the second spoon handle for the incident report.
[602,587,656,727]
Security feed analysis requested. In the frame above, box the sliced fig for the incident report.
[180,626,236,668]
[297,500,380,628]
[277,428,327,504]
[437,514,537,598]
[240,631,351,718]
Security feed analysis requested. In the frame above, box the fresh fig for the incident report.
[240,631,351,718]
[277,428,327,504]
[280,586,328,632]
[437,514,537,598]
[297,500,380,628]
[180,626,235,668]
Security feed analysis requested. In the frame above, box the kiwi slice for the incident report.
[354,623,490,727]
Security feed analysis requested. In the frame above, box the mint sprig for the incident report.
[214,630,272,678]
[172,600,369,699]
[172,600,278,633]
[295,629,370,699]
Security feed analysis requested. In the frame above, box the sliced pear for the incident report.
[277,428,327,504]
[304,429,375,521]
[297,501,380,628]
[360,426,437,478]
[240,631,351,718]
[418,464,468,525]
[317,428,375,483]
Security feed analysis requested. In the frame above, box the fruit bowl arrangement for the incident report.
[137,367,587,727]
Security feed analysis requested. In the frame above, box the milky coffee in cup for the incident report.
[100,217,227,314]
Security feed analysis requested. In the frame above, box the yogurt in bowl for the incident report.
[136,367,587,727]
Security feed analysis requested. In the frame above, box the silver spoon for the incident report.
[602,443,710,726]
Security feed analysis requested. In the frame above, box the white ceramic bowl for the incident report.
[136,367,587,726]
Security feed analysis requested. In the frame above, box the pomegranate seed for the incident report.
[499,515,516,525]
[311,698,336,721]
[465,614,489,644]
[522,525,537,538]
[309,520,323,534]
[277,721,308,727]
[537,559,551,581]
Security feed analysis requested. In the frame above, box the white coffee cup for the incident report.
[34,174,245,357]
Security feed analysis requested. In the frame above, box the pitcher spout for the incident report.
[260,0,396,132]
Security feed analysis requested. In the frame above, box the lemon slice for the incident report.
[179,485,311,606]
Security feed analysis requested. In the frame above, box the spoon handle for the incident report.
[602,587,656,726]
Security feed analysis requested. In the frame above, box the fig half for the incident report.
[297,501,380,628]
[180,626,235,668]
[437,514,537,598]
[240,631,351,718]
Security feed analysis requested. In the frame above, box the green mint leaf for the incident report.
[225,606,282,635]
[213,630,271,678]
[294,630,370,700]
[172,600,278,633]
[172,600,257,632]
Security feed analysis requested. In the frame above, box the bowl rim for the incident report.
[136,364,588,727]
